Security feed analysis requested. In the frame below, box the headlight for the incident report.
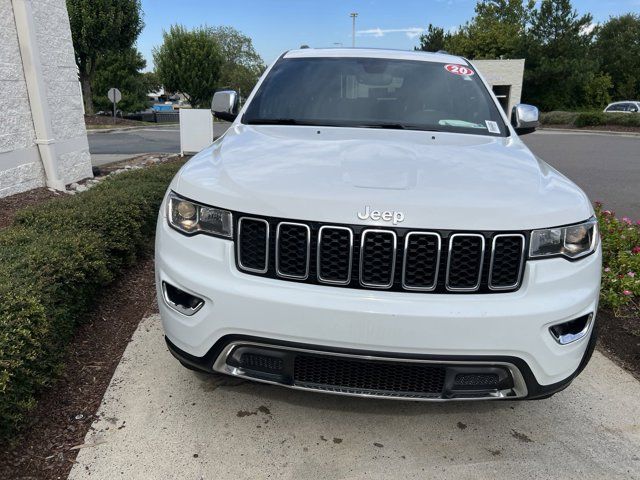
[167,192,233,238]
[529,217,598,260]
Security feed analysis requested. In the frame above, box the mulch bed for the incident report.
[597,307,640,381]
[84,115,150,127]
[0,257,159,480]
[0,188,60,230]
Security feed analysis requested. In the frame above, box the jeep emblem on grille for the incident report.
[357,206,405,225]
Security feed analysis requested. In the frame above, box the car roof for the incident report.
[283,48,468,65]
[607,101,640,105]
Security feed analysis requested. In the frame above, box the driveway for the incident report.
[87,123,230,166]
[88,125,182,155]
[69,314,640,480]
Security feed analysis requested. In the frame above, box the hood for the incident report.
[174,124,593,231]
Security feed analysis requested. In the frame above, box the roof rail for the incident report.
[436,50,450,55]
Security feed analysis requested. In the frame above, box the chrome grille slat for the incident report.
[359,229,397,289]
[237,217,269,274]
[317,226,353,285]
[488,234,526,290]
[402,232,441,291]
[445,233,485,292]
[235,215,526,294]
[275,222,311,280]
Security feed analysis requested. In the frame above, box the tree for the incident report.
[415,24,447,52]
[92,48,150,113]
[523,0,597,110]
[442,0,535,59]
[153,25,224,108]
[67,0,143,114]
[595,14,640,101]
[211,26,265,97]
[142,71,162,94]
[582,73,613,109]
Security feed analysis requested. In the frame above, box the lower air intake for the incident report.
[293,355,446,398]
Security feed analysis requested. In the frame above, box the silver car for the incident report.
[604,101,640,113]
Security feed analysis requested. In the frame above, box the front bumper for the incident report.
[156,218,601,399]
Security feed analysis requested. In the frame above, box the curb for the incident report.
[86,124,179,134]
[538,127,640,137]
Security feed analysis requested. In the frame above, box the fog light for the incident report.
[549,313,593,345]
[162,282,204,316]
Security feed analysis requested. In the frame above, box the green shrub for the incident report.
[603,113,640,127]
[595,203,640,310]
[0,161,183,439]
[540,111,579,125]
[541,110,640,128]
[574,112,606,127]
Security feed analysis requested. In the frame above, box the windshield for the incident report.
[243,57,508,137]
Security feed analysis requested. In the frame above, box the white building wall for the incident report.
[472,59,525,115]
[0,0,92,198]
[0,0,45,197]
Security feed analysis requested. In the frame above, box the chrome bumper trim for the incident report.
[212,341,529,401]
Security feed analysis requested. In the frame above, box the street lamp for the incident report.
[350,12,358,48]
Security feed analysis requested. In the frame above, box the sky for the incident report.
[138,0,640,69]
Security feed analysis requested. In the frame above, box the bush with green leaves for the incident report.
[541,111,640,128]
[539,111,579,125]
[595,203,640,310]
[574,112,606,127]
[0,161,182,439]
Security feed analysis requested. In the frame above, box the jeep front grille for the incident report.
[234,215,527,294]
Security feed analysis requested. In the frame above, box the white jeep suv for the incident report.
[156,48,601,401]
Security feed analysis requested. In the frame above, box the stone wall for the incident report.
[0,0,92,198]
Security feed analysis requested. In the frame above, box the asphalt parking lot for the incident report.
[88,125,181,155]
[89,126,640,219]
[69,314,640,480]
[522,130,640,219]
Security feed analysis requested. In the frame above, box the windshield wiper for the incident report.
[245,118,311,125]
[245,118,445,132]
[355,122,408,129]
[355,122,445,132]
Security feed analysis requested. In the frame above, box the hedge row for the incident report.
[0,161,183,440]
[540,111,640,128]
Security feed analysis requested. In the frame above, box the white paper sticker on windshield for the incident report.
[486,121,500,134]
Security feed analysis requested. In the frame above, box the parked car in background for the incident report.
[604,101,640,113]
[152,103,176,112]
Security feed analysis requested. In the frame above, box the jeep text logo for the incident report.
[357,206,405,225]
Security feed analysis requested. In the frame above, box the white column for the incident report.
[11,0,65,190]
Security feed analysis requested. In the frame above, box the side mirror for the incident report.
[630,106,639,113]
[211,90,238,122]
[511,104,539,135]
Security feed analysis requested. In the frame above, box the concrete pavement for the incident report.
[69,314,640,480]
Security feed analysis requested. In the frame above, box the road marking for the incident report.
[101,128,179,134]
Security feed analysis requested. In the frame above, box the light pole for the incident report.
[350,12,358,48]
